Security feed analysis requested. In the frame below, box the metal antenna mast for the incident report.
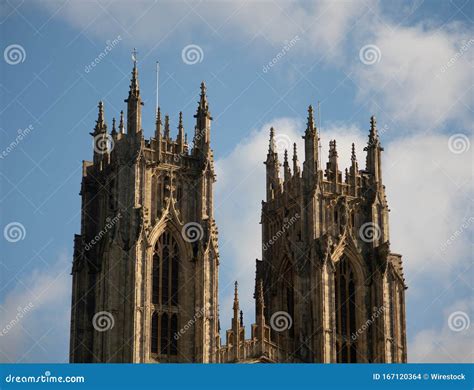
[156,61,160,111]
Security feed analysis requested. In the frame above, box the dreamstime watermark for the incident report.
[92,311,115,332]
[3,222,26,243]
[262,35,300,73]
[181,222,204,243]
[270,311,293,332]
[366,123,389,149]
[4,44,26,65]
[439,216,473,253]
[448,133,470,154]
[93,133,115,155]
[84,213,122,251]
[448,311,470,332]
[181,44,204,65]
[359,44,381,65]
[5,371,85,384]
[173,127,206,163]
[358,222,381,243]
[351,305,386,341]
[174,307,205,340]
[263,213,300,251]
[273,133,292,155]
[0,125,34,159]
[437,39,474,75]
[0,303,34,336]
[84,35,122,73]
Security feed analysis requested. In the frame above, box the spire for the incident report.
[306,104,315,133]
[283,149,291,181]
[364,115,384,184]
[111,117,117,136]
[233,281,239,311]
[119,110,125,134]
[292,142,300,176]
[128,48,140,98]
[164,115,170,139]
[326,140,339,183]
[232,281,241,359]
[330,140,338,157]
[177,111,185,151]
[268,127,276,153]
[198,81,208,113]
[91,101,108,167]
[93,101,106,134]
[124,50,143,135]
[193,81,212,155]
[155,107,162,139]
[351,142,357,162]
[265,127,280,201]
[368,115,379,146]
[178,111,183,129]
[303,105,319,186]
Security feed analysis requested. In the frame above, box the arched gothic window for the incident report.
[152,232,179,306]
[335,256,358,363]
[151,312,158,354]
[150,231,180,357]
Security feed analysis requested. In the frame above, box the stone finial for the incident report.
[119,110,125,133]
[307,104,315,131]
[164,115,170,139]
[268,127,276,153]
[111,117,117,136]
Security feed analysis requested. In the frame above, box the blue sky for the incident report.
[0,0,472,363]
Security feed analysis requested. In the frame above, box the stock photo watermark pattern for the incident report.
[3,222,26,243]
[447,134,471,154]
[358,222,381,243]
[447,311,470,333]
[269,311,293,332]
[0,125,34,159]
[3,44,26,65]
[92,133,115,155]
[1,2,472,386]
[0,303,34,337]
[92,312,115,332]
[359,44,381,65]
[84,35,122,73]
[181,222,204,243]
[181,44,204,65]
[262,35,300,73]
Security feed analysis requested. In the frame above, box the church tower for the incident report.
[257,110,407,363]
[69,58,220,363]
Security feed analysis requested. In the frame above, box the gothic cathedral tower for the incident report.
[69,60,220,363]
[257,107,407,363]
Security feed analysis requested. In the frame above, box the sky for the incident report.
[0,0,472,363]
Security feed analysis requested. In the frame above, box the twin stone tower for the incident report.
[69,60,407,364]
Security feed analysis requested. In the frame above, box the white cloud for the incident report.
[409,299,473,363]
[0,252,71,363]
[37,0,472,132]
[384,132,473,285]
[353,22,473,131]
[35,0,370,61]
